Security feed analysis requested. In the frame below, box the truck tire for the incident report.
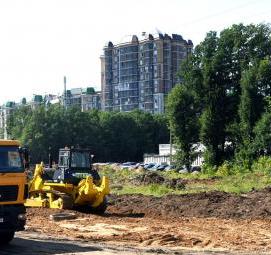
[92,197,108,215]
[0,231,15,245]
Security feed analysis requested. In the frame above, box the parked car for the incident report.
[156,164,168,171]
[139,163,145,168]
[164,165,176,171]
[129,163,140,169]
[120,162,137,169]
[144,163,170,171]
[144,163,156,169]
[191,166,201,172]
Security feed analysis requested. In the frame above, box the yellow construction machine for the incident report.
[25,148,110,214]
[0,139,28,244]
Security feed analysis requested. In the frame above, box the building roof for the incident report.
[104,31,193,48]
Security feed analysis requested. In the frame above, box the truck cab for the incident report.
[0,139,28,244]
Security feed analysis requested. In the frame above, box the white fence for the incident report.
[143,153,204,167]
[144,154,171,165]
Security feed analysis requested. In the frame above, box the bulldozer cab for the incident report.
[49,148,99,184]
[58,148,92,172]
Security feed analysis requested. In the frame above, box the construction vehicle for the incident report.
[25,147,110,213]
[0,139,28,244]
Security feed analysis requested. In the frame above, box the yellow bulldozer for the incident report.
[25,148,110,214]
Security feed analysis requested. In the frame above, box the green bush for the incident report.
[202,161,248,176]
[201,164,217,175]
[252,156,271,173]
[216,162,233,176]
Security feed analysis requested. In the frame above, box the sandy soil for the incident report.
[25,188,271,253]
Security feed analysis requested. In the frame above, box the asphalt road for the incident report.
[0,231,264,255]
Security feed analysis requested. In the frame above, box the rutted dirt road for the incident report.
[4,232,178,255]
[20,189,271,254]
[4,231,268,255]
[3,231,250,255]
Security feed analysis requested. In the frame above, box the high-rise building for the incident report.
[101,33,193,113]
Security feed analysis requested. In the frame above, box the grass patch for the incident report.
[114,184,176,197]
[160,170,214,180]
[213,172,271,194]
[100,166,140,184]
[100,165,271,196]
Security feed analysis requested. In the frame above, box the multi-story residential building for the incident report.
[101,32,193,113]
[81,91,101,112]
[44,94,60,106]
[0,102,16,139]
[30,95,43,110]
[62,87,101,111]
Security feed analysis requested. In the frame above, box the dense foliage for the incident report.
[167,23,271,170]
[7,106,169,163]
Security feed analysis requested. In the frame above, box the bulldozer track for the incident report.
[58,194,74,209]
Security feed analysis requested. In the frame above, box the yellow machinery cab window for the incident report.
[71,151,90,168]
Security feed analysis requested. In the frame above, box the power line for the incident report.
[180,0,261,27]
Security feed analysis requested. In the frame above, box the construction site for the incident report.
[1,140,271,254]
[7,187,271,254]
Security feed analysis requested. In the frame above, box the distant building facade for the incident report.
[144,143,205,167]
[0,102,16,139]
[0,96,46,139]
[0,87,100,138]
[62,87,101,111]
[101,33,193,113]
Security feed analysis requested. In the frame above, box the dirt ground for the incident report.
[26,188,271,254]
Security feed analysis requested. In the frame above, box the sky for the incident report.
[0,0,271,104]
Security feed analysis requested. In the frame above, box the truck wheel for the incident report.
[92,197,108,215]
[0,231,15,245]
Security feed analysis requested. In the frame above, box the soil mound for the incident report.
[108,187,271,219]
[132,172,186,189]
[26,187,271,221]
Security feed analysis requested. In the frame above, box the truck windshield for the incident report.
[71,152,90,168]
[0,146,23,172]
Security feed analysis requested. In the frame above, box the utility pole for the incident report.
[64,76,67,110]
[169,128,172,165]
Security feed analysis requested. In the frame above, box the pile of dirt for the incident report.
[132,172,187,189]
[108,187,271,219]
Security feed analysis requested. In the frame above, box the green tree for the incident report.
[167,85,199,170]
[7,105,32,139]
[169,23,271,168]
[98,111,138,162]
[254,112,271,155]
[236,66,262,167]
